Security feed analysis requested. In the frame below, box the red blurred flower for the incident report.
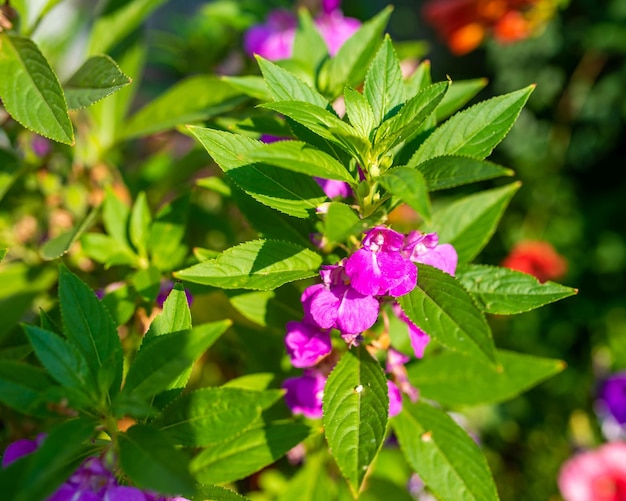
[502,240,567,283]
[422,0,555,55]
[559,442,626,501]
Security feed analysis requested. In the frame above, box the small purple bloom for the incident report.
[403,231,458,276]
[314,177,352,199]
[104,486,148,501]
[243,9,297,60]
[302,265,380,335]
[345,227,417,297]
[386,347,419,402]
[315,9,361,56]
[1,437,40,467]
[283,370,326,419]
[157,280,193,308]
[244,2,360,61]
[392,303,431,359]
[285,321,332,368]
[32,135,51,157]
[599,372,626,425]
[388,380,403,417]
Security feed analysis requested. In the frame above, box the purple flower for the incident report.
[388,380,403,417]
[1,435,43,467]
[32,135,52,157]
[285,321,332,368]
[315,8,361,56]
[599,372,626,425]
[314,177,352,199]
[243,2,360,61]
[386,347,419,402]
[403,231,458,276]
[243,9,297,60]
[302,265,380,335]
[345,227,417,297]
[157,280,193,308]
[283,370,326,419]
[392,303,430,359]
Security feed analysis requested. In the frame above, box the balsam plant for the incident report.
[0,2,577,500]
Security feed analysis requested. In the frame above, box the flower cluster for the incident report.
[282,226,458,418]
[1,436,188,501]
[422,0,557,55]
[244,0,360,61]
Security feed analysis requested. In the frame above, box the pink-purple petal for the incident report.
[285,321,332,368]
[335,286,380,334]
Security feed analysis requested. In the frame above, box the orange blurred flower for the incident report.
[502,240,567,283]
[423,0,556,55]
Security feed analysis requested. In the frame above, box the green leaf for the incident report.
[0,248,7,262]
[145,283,191,340]
[320,7,393,97]
[408,349,566,407]
[13,418,96,501]
[0,361,56,417]
[222,373,276,391]
[0,149,21,203]
[119,424,195,497]
[194,485,251,501]
[23,325,95,401]
[409,85,534,165]
[427,183,520,263]
[102,189,131,247]
[256,56,330,109]
[131,265,161,301]
[122,320,231,399]
[261,101,367,162]
[277,452,335,501]
[417,156,513,191]
[379,167,431,221]
[398,264,496,365]
[89,42,146,147]
[80,233,139,267]
[129,191,152,259]
[122,76,245,139]
[456,264,577,315]
[435,78,488,121]
[101,284,137,326]
[404,60,431,98]
[323,345,389,497]
[88,0,168,55]
[246,140,355,184]
[175,239,322,290]
[147,194,190,271]
[393,401,499,501]
[221,75,270,101]
[324,202,362,244]
[188,127,326,218]
[374,82,450,152]
[64,55,131,110]
[190,421,313,484]
[159,387,283,447]
[40,207,99,260]
[58,264,123,396]
[0,34,73,144]
[344,86,376,139]
[0,263,57,340]
[364,36,404,126]
[293,8,329,76]
[231,185,314,247]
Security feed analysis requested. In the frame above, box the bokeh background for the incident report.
[1,0,625,499]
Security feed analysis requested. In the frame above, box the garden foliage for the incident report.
[0,1,577,499]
